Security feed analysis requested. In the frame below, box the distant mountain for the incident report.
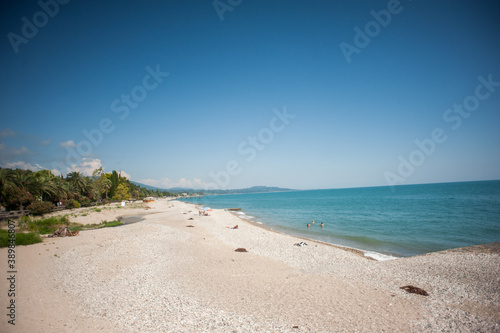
[130,181,294,194]
[130,181,168,192]
[200,186,295,195]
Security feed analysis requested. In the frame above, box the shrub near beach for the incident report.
[26,216,70,234]
[0,167,178,214]
[27,201,55,215]
[0,215,125,248]
[0,229,42,247]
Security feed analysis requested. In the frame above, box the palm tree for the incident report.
[60,181,77,200]
[31,170,59,201]
[102,178,112,199]
[4,170,34,210]
[83,177,94,200]
[9,170,34,192]
[66,171,87,195]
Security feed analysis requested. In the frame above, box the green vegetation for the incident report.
[112,183,131,201]
[0,217,124,248]
[104,220,123,227]
[26,216,70,234]
[0,229,43,247]
[27,201,55,215]
[70,220,123,231]
[0,167,179,214]
[0,166,177,249]
[66,199,81,209]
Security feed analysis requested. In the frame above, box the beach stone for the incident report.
[234,248,248,252]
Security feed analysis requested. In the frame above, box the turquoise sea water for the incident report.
[182,181,500,258]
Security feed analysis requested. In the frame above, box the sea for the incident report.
[181,180,500,260]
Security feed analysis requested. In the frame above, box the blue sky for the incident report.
[1,0,499,190]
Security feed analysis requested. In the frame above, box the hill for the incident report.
[130,181,294,195]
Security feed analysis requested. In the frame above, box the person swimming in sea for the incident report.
[306,223,310,228]
[320,222,324,228]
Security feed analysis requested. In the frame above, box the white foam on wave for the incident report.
[364,251,398,261]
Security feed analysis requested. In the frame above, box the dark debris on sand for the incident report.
[400,285,429,296]
[235,248,248,252]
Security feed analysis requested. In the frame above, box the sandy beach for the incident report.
[1,199,499,332]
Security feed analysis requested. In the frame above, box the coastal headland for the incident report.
[1,199,499,332]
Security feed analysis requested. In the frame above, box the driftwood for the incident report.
[48,227,79,237]
[186,225,195,228]
[234,248,248,252]
[400,285,429,296]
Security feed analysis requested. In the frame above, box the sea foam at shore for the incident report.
[183,180,500,257]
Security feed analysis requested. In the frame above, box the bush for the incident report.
[17,215,31,231]
[0,229,43,247]
[66,199,80,209]
[77,220,123,230]
[80,197,91,207]
[4,187,33,211]
[14,232,43,246]
[28,216,70,234]
[102,220,122,228]
[27,201,55,216]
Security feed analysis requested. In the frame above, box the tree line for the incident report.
[0,167,178,214]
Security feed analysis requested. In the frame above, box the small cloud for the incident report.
[11,146,31,155]
[41,139,52,146]
[138,178,163,187]
[60,140,78,148]
[137,177,212,189]
[0,128,16,137]
[66,157,102,176]
[0,144,31,158]
[2,161,41,172]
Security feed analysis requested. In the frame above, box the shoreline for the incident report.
[205,203,500,261]
[225,208,374,260]
[186,199,498,261]
[181,181,500,259]
[190,201,406,261]
[1,199,498,332]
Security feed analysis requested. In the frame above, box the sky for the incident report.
[1,0,499,190]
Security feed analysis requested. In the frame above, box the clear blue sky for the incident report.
[1,0,499,189]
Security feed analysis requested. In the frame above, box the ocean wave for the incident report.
[363,251,398,261]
